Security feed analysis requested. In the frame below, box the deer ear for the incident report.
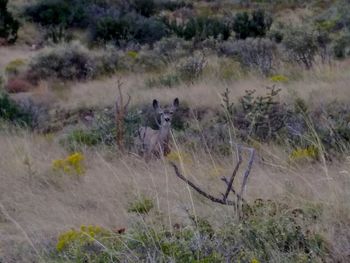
[152,99,159,110]
[173,98,179,108]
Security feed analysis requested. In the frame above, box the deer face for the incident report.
[153,98,179,128]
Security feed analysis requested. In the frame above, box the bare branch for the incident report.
[221,176,246,203]
[222,146,242,202]
[170,162,236,206]
[238,147,255,202]
[124,94,131,111]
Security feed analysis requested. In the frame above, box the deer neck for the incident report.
[158,125,171,143]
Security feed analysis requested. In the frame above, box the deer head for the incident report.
[152,98,179,129]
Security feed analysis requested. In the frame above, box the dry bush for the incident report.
[28,42,95,81]
[220,38,277,75]
[5,77,34,93]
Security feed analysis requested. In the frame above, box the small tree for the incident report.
[0,0,20,44]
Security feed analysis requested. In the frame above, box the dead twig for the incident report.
[115,79,131,152]
[170,145,255,208]
[222,146,242,202]
[239,147,255,202]
[170,162,236,206]
[221,177,246,203]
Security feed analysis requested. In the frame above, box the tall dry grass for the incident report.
[0,122,349,261]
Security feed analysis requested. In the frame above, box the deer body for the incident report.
[136,98,179,161]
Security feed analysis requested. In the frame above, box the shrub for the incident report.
[25,0,93,42]
[52,152,85,176]
[156,0,192,11]
[65,129,101,148]
[172,16,230,41]
[220,38,276,75]
[332,31,350,59]
[29,42,95,80]
[234,86,288,141]
[177,53,207,82]
[132,0,156,17]
[5,78,34,93]
[90,12,169,45]
[5,59,27,77]
[146,74,180,88]
[25,0,88,27]
[52,200,329,262]
[282,26,318,69]
[57,225,112,253]
[270,74,288,83]
[0,92,32,125]
[152,36,191,62]
[0,0,20,44]
[232,9,273,39]
[94,46,121,75]
[289,145,319,162]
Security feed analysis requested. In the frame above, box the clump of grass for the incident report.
[128,196,154,214]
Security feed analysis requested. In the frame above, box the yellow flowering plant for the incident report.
[52,152,85,176]
[56,225,111,252]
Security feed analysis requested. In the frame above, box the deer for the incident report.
[136,98,179,161]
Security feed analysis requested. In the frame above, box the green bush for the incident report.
[132,0,156,17]
[0,92,32,125]
[90,12,169,45]
[25,0,88,27]
[332,31,350,59]
[0,0,20,44]
[232,9,273,39]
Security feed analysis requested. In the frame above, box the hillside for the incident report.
[1,0,350,262]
